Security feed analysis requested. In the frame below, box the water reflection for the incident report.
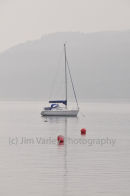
[41,116,79,196]
[41,115,79,124]
[64,118,68,196]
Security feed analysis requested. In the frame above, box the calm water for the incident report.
[0,101,130,196]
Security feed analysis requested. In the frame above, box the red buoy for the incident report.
[81,128,86,135]
[57,135,64,144]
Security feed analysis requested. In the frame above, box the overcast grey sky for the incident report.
[0,0,130,52]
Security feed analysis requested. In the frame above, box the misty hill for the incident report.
[0,31,130,101]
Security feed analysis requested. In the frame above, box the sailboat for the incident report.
[41,44,79,117]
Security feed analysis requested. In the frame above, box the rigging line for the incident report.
[66,59,79,109]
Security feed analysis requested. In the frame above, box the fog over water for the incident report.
[0,1,130,195]
[0,31,130,101]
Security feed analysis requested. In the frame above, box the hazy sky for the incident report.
[0,0,130,52]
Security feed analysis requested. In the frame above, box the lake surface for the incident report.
[0,101,130,196]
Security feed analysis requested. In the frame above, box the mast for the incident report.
[64,43,67,108]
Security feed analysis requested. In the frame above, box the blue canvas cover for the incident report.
[49,100,67,105]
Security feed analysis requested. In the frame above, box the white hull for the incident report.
[41,109,79,117]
